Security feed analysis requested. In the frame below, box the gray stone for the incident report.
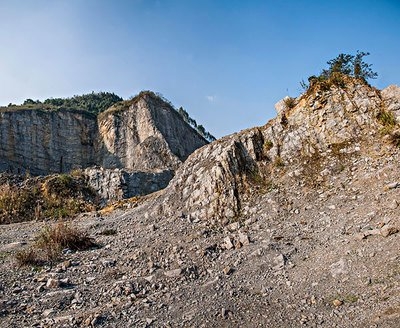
[164,268,182,278]
[223,237,234,250]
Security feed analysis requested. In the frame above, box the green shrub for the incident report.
[263,140,273,152]
[377,110,396,127]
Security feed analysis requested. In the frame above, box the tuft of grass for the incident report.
[377,109,396,128]
[16,222,97,266]
[273,156,284,167]
[283,97,297,110]
[15,248,42,267]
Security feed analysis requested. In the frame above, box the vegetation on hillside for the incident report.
[301,51,378,92]
[5,92,123,115]
[0,172,99,224]
[4,90,216,142]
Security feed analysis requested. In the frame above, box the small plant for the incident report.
[377,109,396,128]
[263,140,273,152]
[15,221,97,267]
[283,97,296,110]
[15,248,42,267]
[273,156,284,167]
[34,222,97,262]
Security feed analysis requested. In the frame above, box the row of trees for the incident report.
[177,106,216,142]
[42,92,123,114]
[20,92,123,115]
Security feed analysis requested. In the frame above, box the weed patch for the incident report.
[0,174,99,224]
[15,222,97,266]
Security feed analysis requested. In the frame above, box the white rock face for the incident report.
[0,93,207,199]
[161,80,399,221]
[381,84,400,119]
[0,94,206,176]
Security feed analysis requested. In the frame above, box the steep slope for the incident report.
[161,80,400,222]
[0,109,97,175]
[97,92,207,171]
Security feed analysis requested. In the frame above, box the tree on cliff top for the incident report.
[302,51,378,91]
[321,51,377,81]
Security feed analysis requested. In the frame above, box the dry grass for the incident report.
[0,174,99,224]
[15,248,42,267]
[283,97,297,110]
[15,222,97,266]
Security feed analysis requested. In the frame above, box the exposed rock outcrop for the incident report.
[0,109,97,176]
[0,93,207,199]
[84,167,174,203]
[161,79,400,222]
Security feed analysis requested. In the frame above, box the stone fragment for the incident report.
[37,283,46,293]
[273,254,286,270]
[380,225,399,237]
[234,241,242,249]
[223,237,234,250]
[330,258,347,278]
[164,268,182,278]
[385,182,399,190]
[332,299,343,307]
[42,308,54,317]
[46,278,60,289]
[238,232,250,245]
[101,258,116,267]
[223,267,233,275]
[388,200,398,209]
[227,222,240,231]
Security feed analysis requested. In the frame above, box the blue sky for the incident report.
[0,0,399,138]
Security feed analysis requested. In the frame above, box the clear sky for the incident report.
[0,0,399,138]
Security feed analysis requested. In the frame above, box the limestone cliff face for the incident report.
[0,93,207,198]
[97,93,206,171]
[161,81,400,222]
[0,109,97,176]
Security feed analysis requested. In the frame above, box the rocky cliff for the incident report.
[0,92,207,199]
[0,108,97,176]
[160,80,400,222]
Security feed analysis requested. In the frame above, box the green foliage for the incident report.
[43,91,123,114]
[176,106,216,142]
[301,51,378,91]
[2,92,123,115]
[263,140,273,152]
[273,156,284,167]
[322,51,377,81]
[377,109,396,127]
